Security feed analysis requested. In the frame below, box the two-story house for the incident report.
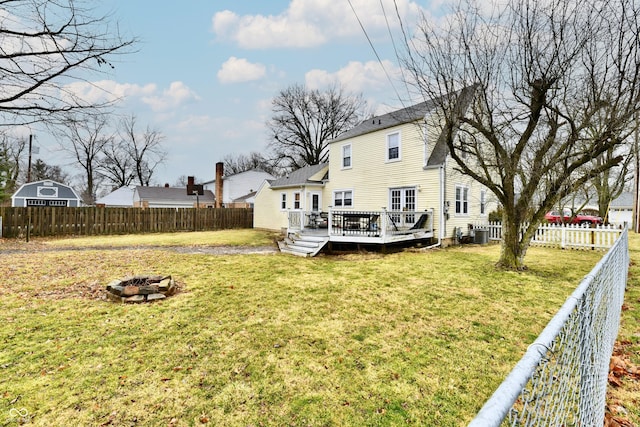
[253,90,494,256]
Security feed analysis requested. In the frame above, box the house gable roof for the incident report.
[329,86,477,167]
[269,163,328,189]
[202,168,274,186]
[331,100,438,144]
[610,191,633,208]
[95,187,135,206]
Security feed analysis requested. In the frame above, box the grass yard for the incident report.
[0,230,635,426]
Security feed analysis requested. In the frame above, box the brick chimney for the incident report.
[215,162,224,208]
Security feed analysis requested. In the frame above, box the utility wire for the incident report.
[346,0,405,108]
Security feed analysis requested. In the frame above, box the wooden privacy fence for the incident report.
[0,207,253,238]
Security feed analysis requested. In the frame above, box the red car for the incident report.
[544,209,603,225]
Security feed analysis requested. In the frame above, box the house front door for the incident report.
[309,191,322,212]
[389,187,416,226]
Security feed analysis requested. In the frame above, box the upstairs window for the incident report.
[455,185,469,215]
[480,190,486,215]
[387,132,401,161]
[342,144,352,168]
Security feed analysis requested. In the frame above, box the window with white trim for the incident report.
[455,185,469,215]
[294,192,301,209]
[480,190,486,215]
[386,131,401,161]
[342,144,352,168]
[280,193,287,210]
[333,190,353,208]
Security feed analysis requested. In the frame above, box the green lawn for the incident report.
[0,230,633,426]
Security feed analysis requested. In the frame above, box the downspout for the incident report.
[424,163,445,249]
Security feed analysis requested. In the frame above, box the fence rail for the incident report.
[468,228,629,426]
[0,206,253,238]
[474,222,623,250]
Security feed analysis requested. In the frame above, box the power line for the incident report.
[346,0,405,107]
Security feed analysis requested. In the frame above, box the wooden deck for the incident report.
[286,209,435,246]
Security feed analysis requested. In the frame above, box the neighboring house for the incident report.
[11,180,81,207]
[254,88,494,255]
[230,191,258,208]
[95,187,135,207]
[203,168,274,207]
[133,185,215,208]
[608,192,633,227]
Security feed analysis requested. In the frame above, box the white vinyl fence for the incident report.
[469,228,629,426]
[476,222,622,250]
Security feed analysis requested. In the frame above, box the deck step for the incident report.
[278,234,329,257]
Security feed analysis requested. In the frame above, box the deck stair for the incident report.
[278,233,329,257]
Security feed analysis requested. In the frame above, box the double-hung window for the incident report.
[386,132,401,162]
[342,144,352,169]
[455,185,469,215]
[480,190,486,215]
[280,193,287,210]
[334,190,353,208]
[293,192,301,209]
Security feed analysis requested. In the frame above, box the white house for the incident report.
[254,87,495,255]
[11,180,81,207]
[608,192,633,227]
[203,167,274,208]
[133,185,214,208]
[95,187,135,207]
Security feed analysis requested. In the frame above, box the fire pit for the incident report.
[106,275,177,303]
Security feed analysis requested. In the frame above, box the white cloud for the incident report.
[62,80,156,105]
[305,60,401,93]
[217,57,267,84]
[212,0,425,49]
[141,81,200,112]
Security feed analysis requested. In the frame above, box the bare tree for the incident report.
[99,138,135,188]
[222,151,278,176]
[117,114,166,186]
[173,175,200,187]
[0,0,135,127]
[57,114,112,204]
[591,146,633,221]
[401,0,640,269]
[267,84,367,171]
[0,133,27,199]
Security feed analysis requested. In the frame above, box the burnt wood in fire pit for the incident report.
[106,275,177,303]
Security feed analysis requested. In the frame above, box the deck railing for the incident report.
[328,209,433,238]
[287,209,434,239]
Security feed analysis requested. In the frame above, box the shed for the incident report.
[11,180,81,207]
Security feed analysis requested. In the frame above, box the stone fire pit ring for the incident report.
[106,275,177,303]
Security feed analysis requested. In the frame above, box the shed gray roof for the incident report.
[12,180,80,200]
[269,163,328,188]
[135,186,215,203]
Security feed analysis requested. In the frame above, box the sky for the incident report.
[32,0,444,188]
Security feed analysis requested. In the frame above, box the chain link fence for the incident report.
[469,228,629,426]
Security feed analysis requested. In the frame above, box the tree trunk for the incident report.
[497,217,530,270]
